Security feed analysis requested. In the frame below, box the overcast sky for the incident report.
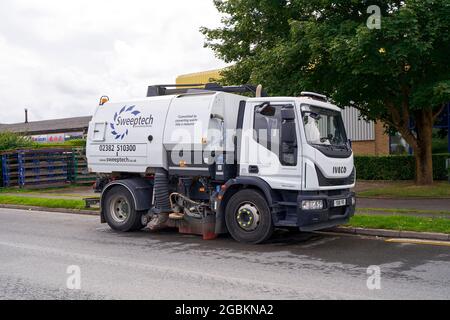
[0,0,226,124]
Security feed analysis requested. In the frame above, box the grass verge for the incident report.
[358,182,450,198]
[348,215,450,234]
[0,195,88,210]
[357,208,450,215]
[0,184,89,194]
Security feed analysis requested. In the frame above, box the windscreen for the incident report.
[301,105,348,147]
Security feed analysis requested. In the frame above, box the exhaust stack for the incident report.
[256,85,263,98]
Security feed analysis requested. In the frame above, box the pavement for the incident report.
[357,198,450,212]
[0,208,449,300]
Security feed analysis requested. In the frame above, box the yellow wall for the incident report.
[176,69,223,86]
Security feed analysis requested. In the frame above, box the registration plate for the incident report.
[334,199,347,207]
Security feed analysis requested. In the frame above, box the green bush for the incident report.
[65,139,87,147]
[435,154,450,181]
[35,139,86,149]
[355,154,450,181]
[433,137,448,154]
[0,132,35,152]
[448,160,450,181]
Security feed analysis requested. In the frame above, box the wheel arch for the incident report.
[215,177,278,234]
[100,178,153,223]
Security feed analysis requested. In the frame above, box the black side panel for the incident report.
[236,101,246,130]
[235,100,246,172]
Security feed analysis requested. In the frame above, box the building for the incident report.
[176,69,390,156]
[0,116,92,143]
[176,69,223,86]
[341,108,390,155]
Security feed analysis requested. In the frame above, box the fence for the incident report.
[1,148,96,188]
[70,148,97,184]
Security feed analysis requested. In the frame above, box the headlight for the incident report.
[301,200,324,210]
[351,197,356,206]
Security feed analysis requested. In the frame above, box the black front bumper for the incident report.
[297,191,356,232]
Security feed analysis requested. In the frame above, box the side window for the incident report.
[253,105,297,166]
[254,106,280,151]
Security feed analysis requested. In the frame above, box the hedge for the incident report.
[355,154,450,181]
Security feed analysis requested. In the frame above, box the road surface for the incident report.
[0,208,449,300]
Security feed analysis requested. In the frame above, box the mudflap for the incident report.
[167,214,218,241]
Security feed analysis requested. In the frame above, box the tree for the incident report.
[201,0,450,185]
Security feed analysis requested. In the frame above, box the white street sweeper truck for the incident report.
[87,83,356,244]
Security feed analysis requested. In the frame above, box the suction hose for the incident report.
[153,168,171,213]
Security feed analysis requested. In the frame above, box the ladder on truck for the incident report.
[146,83,268,98]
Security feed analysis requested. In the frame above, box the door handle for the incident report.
[249,165,259,174]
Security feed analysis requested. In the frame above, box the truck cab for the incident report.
[87,84,355,244]
[235,95,355,235]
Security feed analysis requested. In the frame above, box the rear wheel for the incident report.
[103,186,145,232]
[225,189,274,244]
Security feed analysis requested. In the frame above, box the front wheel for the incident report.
[225,189,274,244]
[103,186,145,232]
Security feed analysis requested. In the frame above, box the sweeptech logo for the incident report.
[110,105,154,140]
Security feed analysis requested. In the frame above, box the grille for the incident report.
[315,165,355,187]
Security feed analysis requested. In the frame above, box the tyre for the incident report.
[225,189,274,244]
[103,186,145,232]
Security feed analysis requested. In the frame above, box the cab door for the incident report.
[238,101,302,191]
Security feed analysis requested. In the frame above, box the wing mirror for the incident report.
[256,102,276,117]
